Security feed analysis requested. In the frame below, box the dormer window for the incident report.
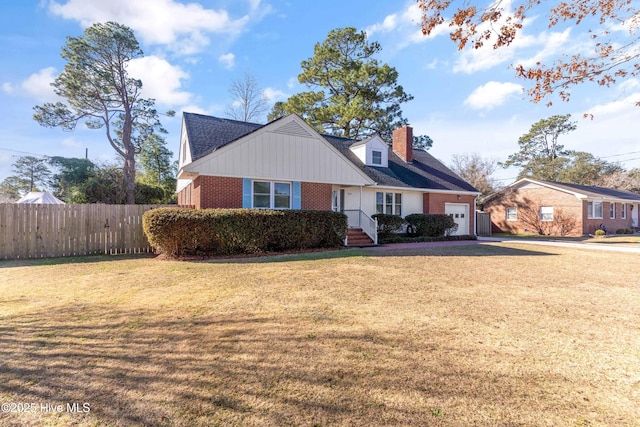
[372,150,382,165]
[349,136,389,167]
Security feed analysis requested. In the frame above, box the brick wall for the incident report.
[178,176,332,210]
[301,182,332,210]
[177,183,192,207]
[484,186,583,236]
[422,193,476,234]
[192,176,243,209]
[583,201,634,234]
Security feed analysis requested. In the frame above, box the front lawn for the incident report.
[1,243,639,426]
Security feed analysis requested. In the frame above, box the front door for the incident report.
[332,189,345,213]
[445,203,469,236]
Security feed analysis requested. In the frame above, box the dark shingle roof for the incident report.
[183,112,479,193]
[323,135,478,192]
[184,113,265,161]
[536,180,640,200]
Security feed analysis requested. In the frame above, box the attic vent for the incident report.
[272,121,313,137]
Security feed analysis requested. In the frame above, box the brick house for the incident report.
[483,178,640,236]
[177,113,480,244]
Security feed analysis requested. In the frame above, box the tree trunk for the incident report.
[122,109,136,204]
[123,154,136,204]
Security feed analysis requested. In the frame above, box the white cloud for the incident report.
[263,87,288,103]
[464,81,523,110]
[48,0,250,54]
[515,28,572,68]
[365,14,398,36]
[451,2,570,74]
[127,56,191,105]
[364,3,449,51]
[218,53,235,69]
[2,82,15,94]
[180,104,211,115]
[286,77,298,90]
[21,67,58,101]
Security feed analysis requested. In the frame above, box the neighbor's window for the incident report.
[610,202,616,219]
[376,192,402,216]
[540,206,554,222]
[587,201,603,219]
[622,203,627,219]
[253,181,291,209]
[371,150,382,165]
[506,207,517,221]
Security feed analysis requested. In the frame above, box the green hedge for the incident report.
[372,213,406,237]
[143,208,348,257]
[405,213,456,237]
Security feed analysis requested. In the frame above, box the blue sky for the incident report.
[1,0,639,186]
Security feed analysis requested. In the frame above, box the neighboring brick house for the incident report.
[177,112,480,243]
[483,178,640,236]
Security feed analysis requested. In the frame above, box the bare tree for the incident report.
[225,71,269,123]
[450,153,498,196]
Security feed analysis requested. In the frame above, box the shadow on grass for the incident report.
[0,243,554,270]
[0,253,156,269]
[208,243,555,264]
[0,304,582,427]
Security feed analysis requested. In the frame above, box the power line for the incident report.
[0,147,49,158]
[600,150,640,159]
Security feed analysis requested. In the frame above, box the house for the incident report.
[176,113,480,244]
[483,178,640,236]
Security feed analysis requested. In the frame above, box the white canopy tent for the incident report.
[16,192,65,204]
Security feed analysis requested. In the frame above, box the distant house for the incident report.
[176,113,480,244]
[483,178,640,236]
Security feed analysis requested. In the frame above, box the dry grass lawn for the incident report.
[1,242,639,426]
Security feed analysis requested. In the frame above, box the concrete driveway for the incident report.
[364,237,640,254]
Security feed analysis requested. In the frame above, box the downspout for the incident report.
[473,195,478,236]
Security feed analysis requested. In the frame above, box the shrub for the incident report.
[372,213,405,237]
[143,208,347,257]
[616,228,627,235]
[594,229,606,236]
[626,228,635,234]
[405,214,456,237]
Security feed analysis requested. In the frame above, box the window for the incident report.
[394,193,402,216]
[587,201,603,219]
[253,181,291,209]
[610,202,616,219]
[622,203,627,219]
[371,150,382,165]
[376,192,402,216]
[540,206,554,222]
[506,207,517,221]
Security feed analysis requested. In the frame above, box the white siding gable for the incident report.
[183,115,373,186]
[350,136,388,167]
[178,119,192,168]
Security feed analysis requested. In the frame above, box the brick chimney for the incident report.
[392,125,413,163]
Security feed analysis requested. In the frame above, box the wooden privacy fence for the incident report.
[476,211,492,237]
[0,204,172,260]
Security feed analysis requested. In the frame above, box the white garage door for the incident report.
[445,203,469,236]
